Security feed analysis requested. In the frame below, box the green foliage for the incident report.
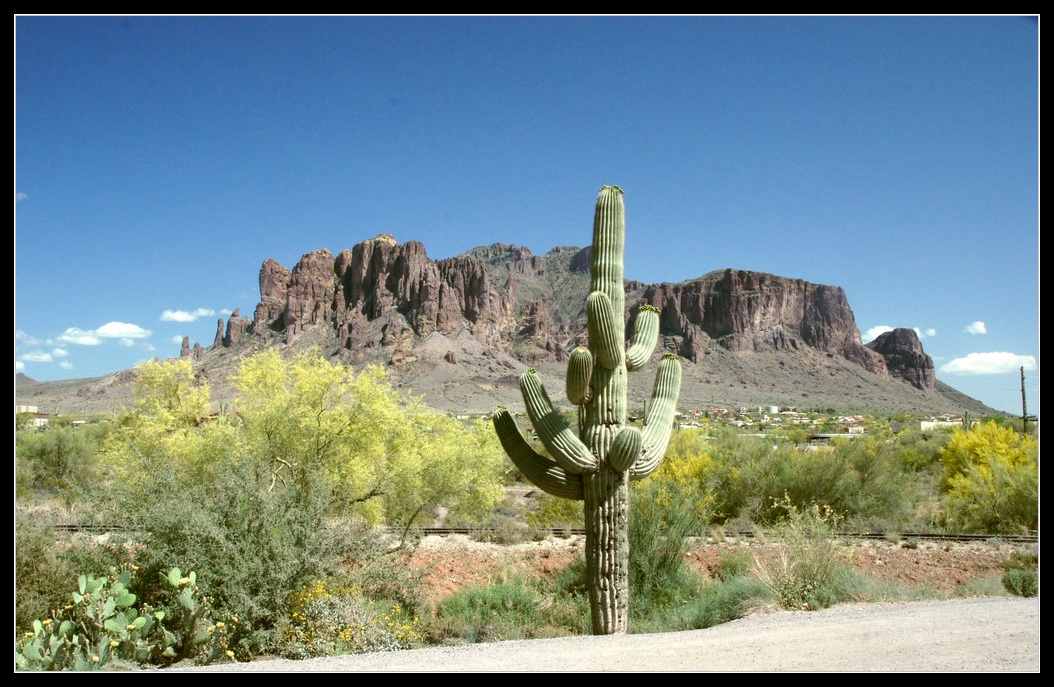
[433,581,554,643]
[273,579,420,659]
[88,351,500,653]
[525,492,585,530]
[938,422,1038,534]
[16,425,103,498]
[1000,550,1038,597]
[15,567,232,671]
[628,480,709,620]
[712,547,755,582]
[100,454,354,656]
[754,497,854,611]
[230,350,505,528]
[659,429,922,531]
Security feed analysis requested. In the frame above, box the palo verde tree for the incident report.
[493,185,682,634]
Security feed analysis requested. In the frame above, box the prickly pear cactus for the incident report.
[493,185,682,634]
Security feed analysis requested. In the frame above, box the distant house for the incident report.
[15,405,49,429]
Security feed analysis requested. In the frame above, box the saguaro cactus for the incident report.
[493,185,682,634]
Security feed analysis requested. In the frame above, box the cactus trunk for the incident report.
[584,466,629,633]
[492,185,684,635]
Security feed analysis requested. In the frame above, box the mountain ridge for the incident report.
[16,236,1001,419]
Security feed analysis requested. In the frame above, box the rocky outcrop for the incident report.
[254,259,291,332]
[213,318,225,348]
[223,309,251,347]
[241,238,929,386]
[639,269,889,377]
[866,328,938,392]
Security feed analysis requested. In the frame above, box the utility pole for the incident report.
[1020,366,1037,435]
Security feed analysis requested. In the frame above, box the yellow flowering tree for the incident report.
[939,421,1038,533]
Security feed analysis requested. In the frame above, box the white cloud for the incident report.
[170,335,185,344]
[51,348,69,358]
[161,308,216,323]
[16,192,27,201]
[21,351,53,363]
[15,330,41,346]
[15,361,24,373]
[919,328,936,338]
[863,325,893,343]
[55,328,102,346]
[96,322,152,339]
[939,352,1036,375]
[58,361,73,370]
[119,338,136,347]
[965,321,987,335]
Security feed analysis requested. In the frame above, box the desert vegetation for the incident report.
[15,352,1037,669]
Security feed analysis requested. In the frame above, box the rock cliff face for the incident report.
[220,236,931,393]
[865,328,938,392]
[638,269,889,377]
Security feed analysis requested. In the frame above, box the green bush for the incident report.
[754,497,854,611]
[98,451,395,657]
[1001,550,1039,597]
[432,580,552,643]
[683,430,920,530]
[628,481,709,620]
[15,509,133,633]
[712,547,754,582]
[273,578,420,659]
[16,425,104,499]
[1001,569,1038,597]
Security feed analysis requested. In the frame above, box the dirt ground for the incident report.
[408,534,1021,606]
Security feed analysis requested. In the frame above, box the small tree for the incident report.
[939,421,1038,534]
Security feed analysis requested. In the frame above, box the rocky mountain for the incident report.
[15,234,998,418]
[865,327,938,392]
[162,234,992,417]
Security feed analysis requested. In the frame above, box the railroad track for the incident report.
[51,523,1037,545]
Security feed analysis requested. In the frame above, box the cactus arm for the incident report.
[521,369,597,474]
[591,186,625,318]
[625,305,660,371]
[608,426,643,473]
[630,353,682,480]
[587,291,625,370]
[566,347,594,405]
[493,410,584,500]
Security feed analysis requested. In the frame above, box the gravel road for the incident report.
[171,596,1039,672]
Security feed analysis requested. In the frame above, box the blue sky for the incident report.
[15,16,1038,416]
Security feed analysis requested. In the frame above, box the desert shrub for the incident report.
[525,492,584,531]
[654,576,770,633]
[16,425,104,499]
[432,580,553,643]
[16,510,74,631]
[894,426,951,473]
[628,480,710,620]
[1001,550,1039,597]
[15,509,134,633]
[472,512,534,545]
[273,578,420,659]
[712,547,754,582]
[700,431,919,529]
[753,496,854,610]
[97,452,381,657]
